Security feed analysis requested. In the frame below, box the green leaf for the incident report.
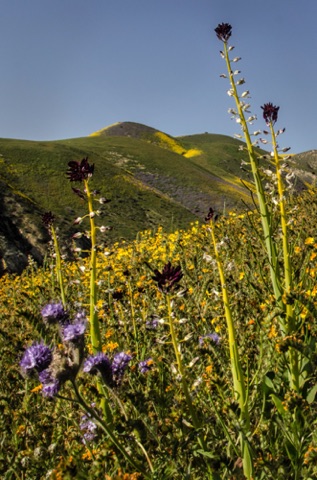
[271,393,286,416]
[307,383,317,404]
[196,449,217,459]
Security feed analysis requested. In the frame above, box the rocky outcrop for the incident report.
[0,181,49,276]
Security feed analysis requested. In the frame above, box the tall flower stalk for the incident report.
[214,23,301,392]
[262,104,300,391]
[42,212,66,307]
[152,262,218,479]
[215,23,283,307]
[66,158,102,353]
[206,210,253,479]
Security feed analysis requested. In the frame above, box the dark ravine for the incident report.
[0,181,49,276]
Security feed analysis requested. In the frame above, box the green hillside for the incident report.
[0,121,315,274]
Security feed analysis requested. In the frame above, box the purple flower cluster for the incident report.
[61,311,87,343]
[41,302,69,325]
[84,351,132,386]
[199,333,221,347]
[20,342,52,376]
[146,317,159,330]
[20,304,88,398]
[39,369,60,398]
[80,413,98,444]
[138,358,154,374]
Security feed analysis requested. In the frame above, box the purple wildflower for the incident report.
[112,352,132,384]
[146,317,159,330]
[66,157,94,182]
[83,352,113,386]
[199,333,221,347]
[39,369,61,398]
[61,312,87,343]
[215,23,232,42]
[42,211,55,228]
[138,358,154,374]
[261,103,280,126]
[20,342,53,376]
[80,414,98,444]
[41,302,69,325]
[152,262,183,293]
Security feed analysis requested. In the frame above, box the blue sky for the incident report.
[0,0,316,153]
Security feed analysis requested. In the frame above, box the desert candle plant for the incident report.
[214,23,283,307]
[66,157,102,353]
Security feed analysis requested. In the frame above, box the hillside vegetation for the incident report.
[0,121,316,275]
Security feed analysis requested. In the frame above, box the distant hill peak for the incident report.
[89,121,160,139]
[89,121,202,158]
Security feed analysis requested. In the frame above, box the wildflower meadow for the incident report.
[2,23,317,479]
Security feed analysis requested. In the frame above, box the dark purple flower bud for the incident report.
[66,157,94,182]
[41,302,69,325]
[152,262,183,293]
[205,208,219,223]
[261,103,280,126]
[138,358,154,374]
[215,23,232,42]
[42,212,55,228]
[39,369,61,397]
[72,187,86,199]
[111,352,132,384]
[199,333,221,347]
[20,342,53,376]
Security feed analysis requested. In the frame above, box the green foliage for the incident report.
[2,189,317,478]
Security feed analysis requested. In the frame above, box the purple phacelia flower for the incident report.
[138,358,154,374]
[80,414,98,444]
[83,352,113,385]
[146,318,159,330]
[20,342,53,376]
[61,313,87,343]
[41,302,69,325]
[39,369,61,398]
[112,352,132,384]
[199,333,221,347]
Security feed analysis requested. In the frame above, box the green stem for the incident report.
[166,295,217,478]
[71,381,150,478]
[209,223,253,478]
[127,280,139,357]
[270,123,300,392]
[223,41,283,308]
[51,225,66,307]
[84,178,101,353]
